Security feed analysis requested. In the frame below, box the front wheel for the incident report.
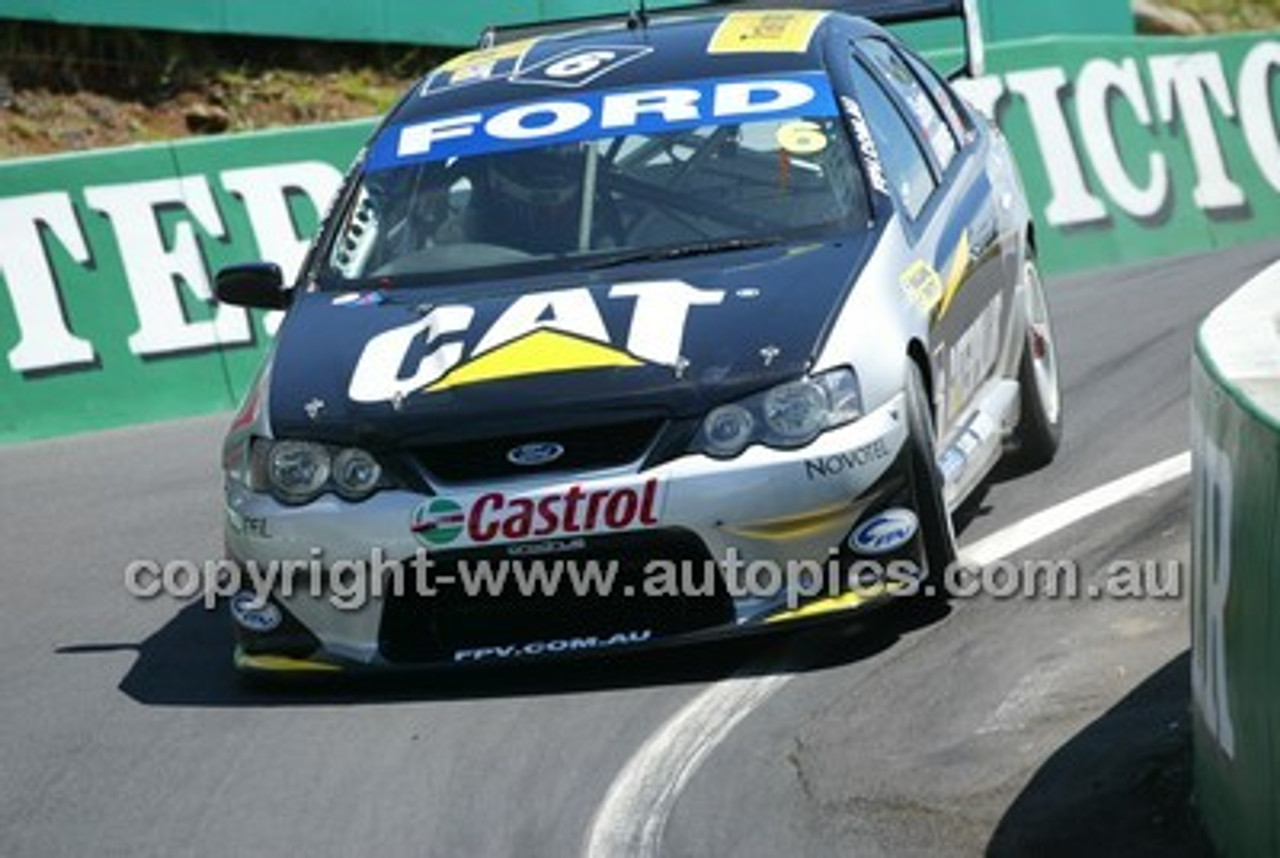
[906,361,957,597]
[1008,258,1062,471]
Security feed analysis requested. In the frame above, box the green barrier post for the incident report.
[1191,263,1280,856]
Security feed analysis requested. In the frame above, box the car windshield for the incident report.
[320,112,870,285]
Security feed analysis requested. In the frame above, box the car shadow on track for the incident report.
[57,596,951,708]
[986,651,1214,858]
[951,460,1040,537]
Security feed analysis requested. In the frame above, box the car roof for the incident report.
[390,8,886,124]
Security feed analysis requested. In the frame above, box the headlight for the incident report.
[762,380,827,445]
[816,367,864,422]
[702,404,757,457]
[332,447,383,500]
[245,440,390,504]
[694,367,863,459]
[268,441,331,504]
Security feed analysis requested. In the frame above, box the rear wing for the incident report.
[479,0,985,78]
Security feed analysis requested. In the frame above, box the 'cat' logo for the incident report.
[348,280,724,404]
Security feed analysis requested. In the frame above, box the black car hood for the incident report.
[268,237,872,447]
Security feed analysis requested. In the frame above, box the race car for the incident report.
[214,0,1061,674]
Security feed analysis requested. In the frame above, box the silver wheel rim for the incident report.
[1025,261,1061,426]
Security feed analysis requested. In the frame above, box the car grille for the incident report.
[411,419,663,484]
[378,529,733,665]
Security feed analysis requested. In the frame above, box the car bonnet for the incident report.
[265,235,875,447]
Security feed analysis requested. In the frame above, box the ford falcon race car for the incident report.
[215,0,1061,674]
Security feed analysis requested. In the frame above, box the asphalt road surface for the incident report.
[4,242,1277,857]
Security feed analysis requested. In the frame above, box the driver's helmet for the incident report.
[473,144,586,254]
[364,161,453,251]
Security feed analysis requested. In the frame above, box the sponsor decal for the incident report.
[370,72,838,170]
[848,508,919,556]
[804,438,892,480]
[348,280,725,404]
[902,232,971,319]
[409,478,663,548]
[512,45,653,89]
[506,441,565,467]
[900,259,943,312]
[242,516,273,538]
[506,537,586,557]
[421,39,537,94]
[332,291,384,308]
[841,96,889,196]
[939,446,967,485]
[454,629,653,662]
[229,592,283,633]
[939,420,985,485]
[943,293,1004,421]
[410,497,466,546]
[707,11,827,54]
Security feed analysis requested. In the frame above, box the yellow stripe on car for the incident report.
[723,499,855,540]
[765,579,908,623]
[936,230,971,319]
[234,649,343,673]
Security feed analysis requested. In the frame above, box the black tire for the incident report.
[1009,258,1062,471]
[905,361,956,597]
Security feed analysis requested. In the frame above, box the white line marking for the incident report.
[976,662,1069,735]
[965,452,1190,739]
[582,451,1193,858]
[961,451,1191,566]
[584,673,792,858]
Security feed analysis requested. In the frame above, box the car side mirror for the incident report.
[215,262,291,310]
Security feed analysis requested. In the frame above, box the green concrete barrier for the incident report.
[1191,260,1280,857]
[0,121,372,441]
[1,30,1278,442]
[0,0,1131,47]
[950,33,1280,274]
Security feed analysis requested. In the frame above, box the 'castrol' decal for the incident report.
[410,479,663,548]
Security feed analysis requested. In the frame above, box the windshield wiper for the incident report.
[582,236,783,269]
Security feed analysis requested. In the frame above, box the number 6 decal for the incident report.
[547,50,618,80]
[513,45,654,88]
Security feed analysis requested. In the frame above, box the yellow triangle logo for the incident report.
[426,329,643,393]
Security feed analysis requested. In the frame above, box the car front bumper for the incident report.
[225,393,924,672]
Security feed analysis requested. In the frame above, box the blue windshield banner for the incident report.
[366,71,840,172]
